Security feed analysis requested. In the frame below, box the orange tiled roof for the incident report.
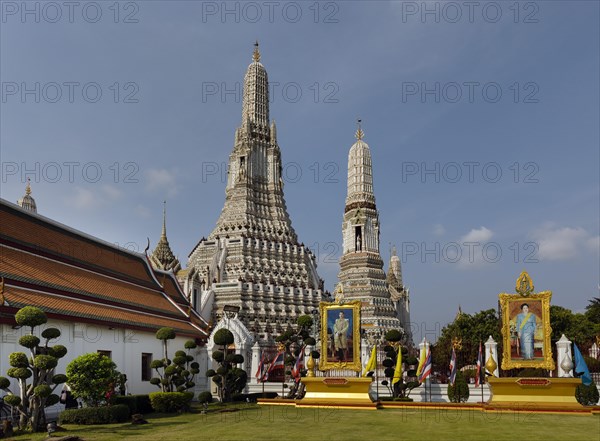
[0,200,208,339]
[0,206,155,286]
[1,245,182,317]
[3,285,205,337]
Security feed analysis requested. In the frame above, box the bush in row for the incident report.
[576,380,599,406]
[149,391,193,413]
[112,394,153,414]
[59,404,130,425]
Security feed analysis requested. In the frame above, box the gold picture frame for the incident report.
[499,272,555,370]
[319,300,362,372]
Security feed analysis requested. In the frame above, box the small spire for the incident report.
[25,177,32,195]
[253,41,261,62]
[162,200,167,238]
[355,119,364,140]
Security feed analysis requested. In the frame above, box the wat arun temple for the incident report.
[147,43,412,349]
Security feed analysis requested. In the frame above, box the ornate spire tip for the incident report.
[355,119,364,141]
[253,41,261,62]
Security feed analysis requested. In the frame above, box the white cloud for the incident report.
[433,224,445,236]
[145,168,179,197]
[102,185,123,200]
[454,226,495,270]
[71,187,96,210]
[531,225,589,261]
[460,226,493,243]
[587,236,600,254]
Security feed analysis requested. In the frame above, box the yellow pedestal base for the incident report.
[487,377,584,410]
[297,377,376,409]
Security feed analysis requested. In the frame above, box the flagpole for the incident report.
[428,377,431,402]
[479,341,484,404]
[375,342,379,401]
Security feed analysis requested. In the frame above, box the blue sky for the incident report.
[1,1,598,343]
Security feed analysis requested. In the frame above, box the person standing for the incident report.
[333,311,350,361]
[516,303,537,359]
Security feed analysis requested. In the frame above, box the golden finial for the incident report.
[485,353,497,377]
[355,119,364,140]
[451,336,462,350]
[162,200,167,238]
[253,41,261,62]
[515,270,534,296]
[25,177,32,195]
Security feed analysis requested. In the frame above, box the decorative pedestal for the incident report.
[487,377,583,410]
[297,377,376,409]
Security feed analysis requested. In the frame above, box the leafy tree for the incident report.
[206,329,247,402]
[66,353,120,406]
[432,308,501,375]
[550,306,600,350]
[585,297,600,324]
[0,307,67,432]
[273,315,319,399]
[150,329,199,394]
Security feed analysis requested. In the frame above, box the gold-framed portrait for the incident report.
[499,290,555,370]
[319,300,362,372]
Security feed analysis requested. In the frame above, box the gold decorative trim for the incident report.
[319,300,362,372]
[499,273,554,371]
[515,270,534,295]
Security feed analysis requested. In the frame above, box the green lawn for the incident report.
[6,404,600,441]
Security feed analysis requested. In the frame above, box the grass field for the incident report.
[6,404,600,441]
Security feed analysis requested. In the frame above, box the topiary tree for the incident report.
[0,307,67,432]
[380,329,418,400]
[150,330,199,394]
[273,315,319,399]
[206,328,247,402]
[66,353,120,407]
[447,370,470,403]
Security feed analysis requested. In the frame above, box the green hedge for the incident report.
[149,391,194,413]
[59,404,130,424]
[113,395,153,414]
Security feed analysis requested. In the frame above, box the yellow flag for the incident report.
[416,346,426,376]
[362,345,377,376]
[392,347,403,384]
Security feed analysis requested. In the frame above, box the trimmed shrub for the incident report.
[59,404,130,424]
[149,391,194,413]
[113,395,153,414]
[198,391,213,404]
[576,380,600,406]
[447,371,469,403]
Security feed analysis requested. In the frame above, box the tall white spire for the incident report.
[338,120,402,339]
[342,121,379,255]
[241,41,270,131]
[186,43,324,341]
[346,119,376,207]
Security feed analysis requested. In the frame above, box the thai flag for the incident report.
[449,348,457,386]
[264,351,285,381]
[418,347,432,383]
[475,342,483,387]
[255,352,266,382]
[291,346,305,381]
